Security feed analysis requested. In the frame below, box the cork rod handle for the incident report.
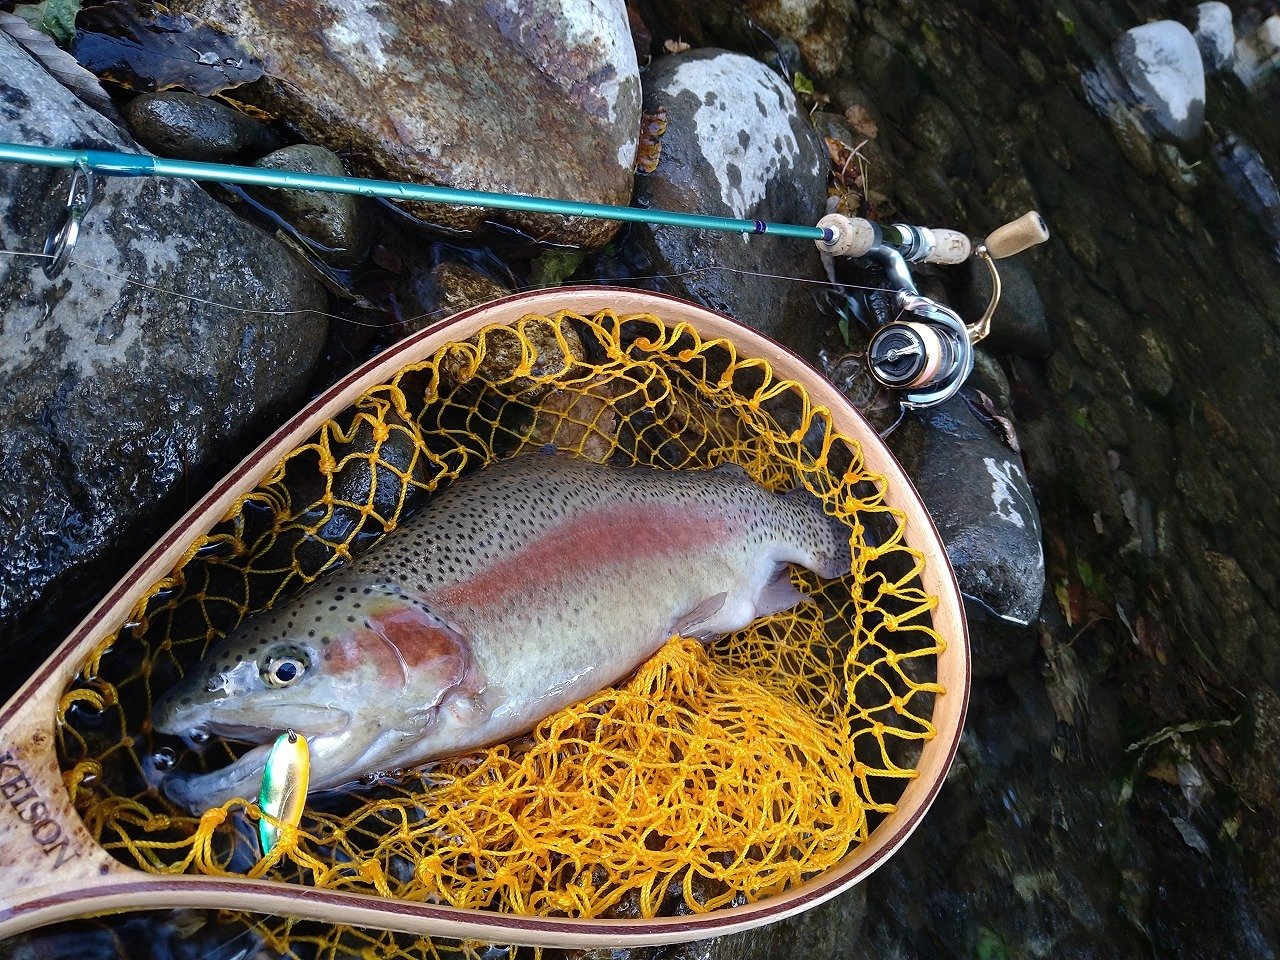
[983,211,1049,259]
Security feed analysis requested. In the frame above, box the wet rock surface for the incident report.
[891,395,1045,627]
[599,48,835,361]
[1113,20,1206,145]
[1190,2,1235,73]
[166,0,641,247]
[961,255,1051,358]
[123,90,281,161]
[0,34,327,693]
[250,144,372,268]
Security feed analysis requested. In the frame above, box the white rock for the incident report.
[1191,2,1234,72]
[1112,20,1206,145]
[1233,15,1280,89]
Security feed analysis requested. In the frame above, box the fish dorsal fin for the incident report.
[672,592,728,641]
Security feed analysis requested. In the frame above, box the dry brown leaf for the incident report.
[845,104,879,140]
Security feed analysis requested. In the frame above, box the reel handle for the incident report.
[982,211,1049,259]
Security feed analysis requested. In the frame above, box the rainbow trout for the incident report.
[153,453,851,811]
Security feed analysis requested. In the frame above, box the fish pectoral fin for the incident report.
[756,566,809,618]
[671,592,729,640]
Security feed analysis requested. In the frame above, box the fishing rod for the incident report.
[0,140,1049,409]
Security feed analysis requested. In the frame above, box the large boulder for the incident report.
[599,49,836,362]
[0,33,328,700]
[166,0,641,248]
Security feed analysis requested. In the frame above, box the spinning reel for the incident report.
[816,211,1050,410]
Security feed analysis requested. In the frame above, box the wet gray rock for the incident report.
[0,33,328,698]
[123,91,281,162]
[969,348,1012,410]
[962,254,1051,358]
[1112,21,1205,146]
[400,260,511,334]
[738,0,855,83]
[250,144,372,268]
[166,0,640,248]
[890,396,1045,627]
[1232,15,1280,89]
[1189,2,1234,73]
[600,49,834,361]
[1214,131,1280,256]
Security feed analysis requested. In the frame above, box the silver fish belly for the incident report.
[152,454,851,811]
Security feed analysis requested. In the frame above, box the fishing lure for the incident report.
[258,728,309,856]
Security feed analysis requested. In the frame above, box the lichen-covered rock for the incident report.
[599,49,835,361]
[0,33,327,699]
[251,144,372,268]
[166,0,641,248]
[124,90,281,161]
[890,395,1045,627]
[1112,21,1206,146]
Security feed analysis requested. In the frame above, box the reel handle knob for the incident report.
[815,213,877,257]
[919,229,972,265]
[983,211,1049,259]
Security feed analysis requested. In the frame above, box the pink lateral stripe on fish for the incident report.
[151,453,853,813]
[434,504,729,610]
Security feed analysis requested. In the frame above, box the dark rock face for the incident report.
[166,0,641,248]
[601,49,835,362]
[0,34,328,699]
[962,255,1052,358]
[123,91,282,162]
[890,396,1046,628]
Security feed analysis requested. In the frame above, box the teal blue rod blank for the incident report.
[0,141,830,242]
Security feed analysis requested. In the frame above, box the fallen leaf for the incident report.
[635,106,668,174]
[845,104,879,140]
[71,0,263,96]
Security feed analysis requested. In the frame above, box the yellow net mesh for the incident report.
[55,309,944,956]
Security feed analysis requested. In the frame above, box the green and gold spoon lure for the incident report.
[258,728,309,857]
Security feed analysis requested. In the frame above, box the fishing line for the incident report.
[0,246,910,330]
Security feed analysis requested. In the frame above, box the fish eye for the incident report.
[262,648,309,688]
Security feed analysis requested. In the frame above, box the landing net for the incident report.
[55,309,944,957]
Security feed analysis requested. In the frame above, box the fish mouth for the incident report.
[201,706,352,743]
[157,706,352,813]
[155,702,352,746]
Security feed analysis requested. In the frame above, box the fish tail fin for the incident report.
[783,485,853,579]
